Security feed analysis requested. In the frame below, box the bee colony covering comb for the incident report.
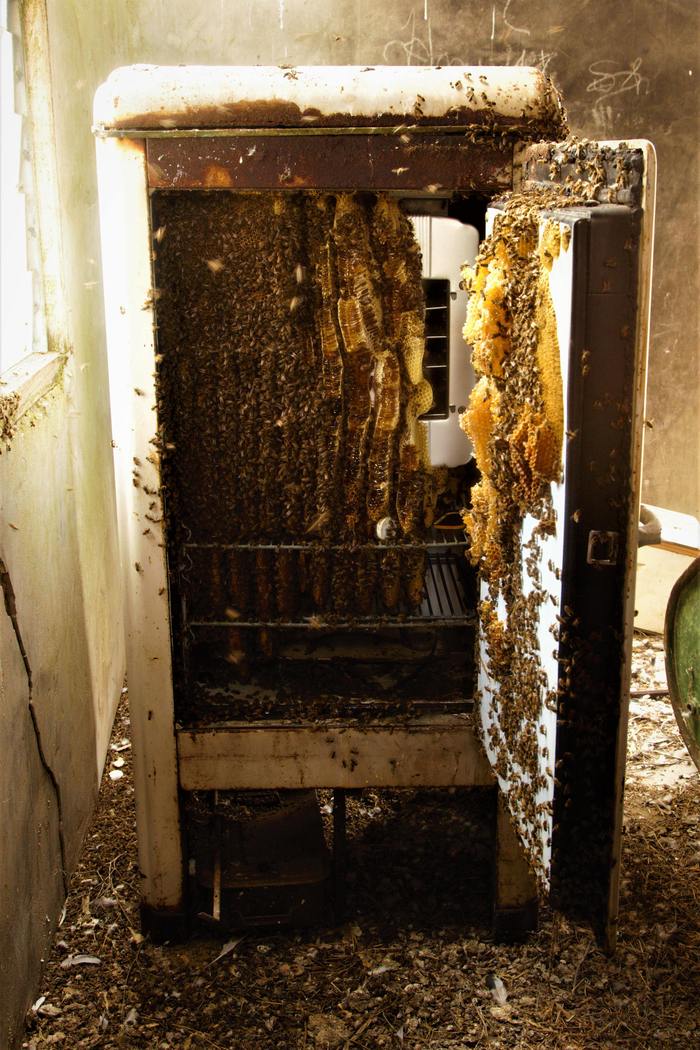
[460,196,568,875]
[461,203,565,576]
[151,190,470,723]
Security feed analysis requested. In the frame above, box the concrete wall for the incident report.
[0,383,123,1046]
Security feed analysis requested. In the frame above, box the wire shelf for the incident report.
[183,541,474,629]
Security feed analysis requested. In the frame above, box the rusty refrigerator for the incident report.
[93,65,655,949]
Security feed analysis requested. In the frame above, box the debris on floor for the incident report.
[22,632,700,1049]
[627,633,697,799]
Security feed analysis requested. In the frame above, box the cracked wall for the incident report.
[0,390,105,1048]
[1,3,125,1043]
[0,594,65,1048]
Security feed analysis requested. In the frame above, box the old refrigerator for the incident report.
[93,65,655,949]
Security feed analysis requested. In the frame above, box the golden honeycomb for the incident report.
[461,206,565,580]
[461,375,499,476]
[366,351,401,522]
[461,477,504,580]
[460,193,571,877]
[462,239,512,379]
[397,313,426,385]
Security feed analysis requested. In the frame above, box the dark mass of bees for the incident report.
[151,192,443,661]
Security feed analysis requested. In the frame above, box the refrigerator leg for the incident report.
[492,791,539,942]
[332,789,347,923]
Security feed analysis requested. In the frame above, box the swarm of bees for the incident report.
[151,190,446,687]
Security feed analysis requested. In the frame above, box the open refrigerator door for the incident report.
[470,140,655,949]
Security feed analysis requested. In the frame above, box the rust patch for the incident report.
[146,136,512,193]
[202,164,233,188]
[112,99,566,138]
[112,97,305,130]
[116,135,146,155]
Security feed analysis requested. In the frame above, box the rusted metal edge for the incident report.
[517,139,647,207]
[97,123,530,139]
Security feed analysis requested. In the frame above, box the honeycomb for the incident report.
[461,209,565,580]
[462,239,511,379]
[460,196,569,878]
[152,191,441,640]
[534,227,565,455]
[461,477,505,580]
[460,375,499,476]
[366,351,401,522]
[478,599,511,680]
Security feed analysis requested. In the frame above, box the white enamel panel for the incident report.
[93,64,563,132]
[477,214,576,882]
[411,214,478,467]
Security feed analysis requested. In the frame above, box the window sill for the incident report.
[0,352,64,443]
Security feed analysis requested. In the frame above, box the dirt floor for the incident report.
[22,633,699,1049]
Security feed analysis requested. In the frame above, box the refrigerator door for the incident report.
[473,141,655,949]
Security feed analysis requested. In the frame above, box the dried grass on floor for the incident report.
[23,634,700,1049]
